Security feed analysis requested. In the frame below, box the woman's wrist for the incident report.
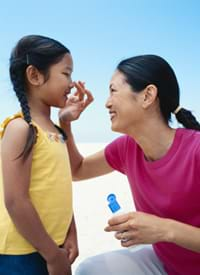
[161,218,176,243]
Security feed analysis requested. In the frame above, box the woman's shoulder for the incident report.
[178,127,200,142]
[106,135,138,155]
[177,128,200,156]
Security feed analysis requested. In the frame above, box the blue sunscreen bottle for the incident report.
[107,193,138,251]
[107,193,128,240]
[107,193,122,214]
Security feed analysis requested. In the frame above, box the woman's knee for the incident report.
[75,257,97,275]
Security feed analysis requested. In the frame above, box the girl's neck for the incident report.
[128,119,176,161]
[27,99,59,133]
[28,98,51,120]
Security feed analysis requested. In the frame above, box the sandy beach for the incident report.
[72,143,136,272]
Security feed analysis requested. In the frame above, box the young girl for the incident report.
[60,55,200,275]
[0,35,93,275]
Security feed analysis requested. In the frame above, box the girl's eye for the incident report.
[63,72,70,77]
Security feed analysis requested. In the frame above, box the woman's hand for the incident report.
[104,211,170,247]
[59,81,94,123]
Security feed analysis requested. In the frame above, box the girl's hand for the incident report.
[63,222,79,264]
[104,211,169,247]
[47,247,72,275]
[59,81,94,123]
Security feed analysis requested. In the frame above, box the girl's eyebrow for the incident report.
[64,66,73,72]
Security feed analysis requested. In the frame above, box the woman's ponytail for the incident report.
[174,107,200,131]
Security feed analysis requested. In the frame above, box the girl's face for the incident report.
[40,53,74,108]
[106,70,144,134]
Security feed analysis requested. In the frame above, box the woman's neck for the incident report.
[128,119,176,161]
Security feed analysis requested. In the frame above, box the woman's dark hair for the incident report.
[117,54,200,130]
[9,35,70,160]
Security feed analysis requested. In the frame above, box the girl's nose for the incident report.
[69,81,74,89]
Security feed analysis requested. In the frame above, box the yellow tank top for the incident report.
[0,113,73,254]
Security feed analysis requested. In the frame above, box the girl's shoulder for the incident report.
[0,112,28,139]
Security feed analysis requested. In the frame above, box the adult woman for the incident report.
[60,55,200,275]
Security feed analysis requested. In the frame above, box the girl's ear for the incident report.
[142,84,158,109]
[25,65,45,86]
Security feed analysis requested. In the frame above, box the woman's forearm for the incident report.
[60,121,113,180]
[60,121,84,179]
[164,218,200,253]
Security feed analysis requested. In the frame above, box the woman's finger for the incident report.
[78,81,85,88]
[74,82,85,100]
[104,221,130,232]
[83,89,94,108]
[68,95,79,103]
[115,230,136,241]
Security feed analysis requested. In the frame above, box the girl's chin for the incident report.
[56,101,66,109]
[51,103,65,109]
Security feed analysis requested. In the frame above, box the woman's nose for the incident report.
[105,96,112,109]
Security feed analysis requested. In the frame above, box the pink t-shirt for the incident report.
[105,128,200,275]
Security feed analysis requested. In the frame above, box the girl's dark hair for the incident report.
[117,54,200,130]
[9,35,70,160]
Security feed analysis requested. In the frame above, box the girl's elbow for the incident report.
[4,195,18,212]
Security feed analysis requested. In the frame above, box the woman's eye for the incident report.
[63,72,70,77]
[111,88,116,93]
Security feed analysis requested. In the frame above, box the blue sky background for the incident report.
[0,0,199,142]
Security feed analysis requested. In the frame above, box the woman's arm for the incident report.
[61,121,113,180]
[164,218,200,252]
[59,81,113,180]
[1,118,71,274]
[105,211,200,253]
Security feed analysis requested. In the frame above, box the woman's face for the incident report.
[106,70,144,134]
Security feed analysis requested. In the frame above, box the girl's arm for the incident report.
[61,121,113,181]
[1,118,70,272]
[63,215,78,264]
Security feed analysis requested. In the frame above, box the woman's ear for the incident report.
[142,84,158,109]
[25,65,44,86]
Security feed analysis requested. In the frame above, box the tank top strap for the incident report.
[0,112,23,139]
[0,113,65,142]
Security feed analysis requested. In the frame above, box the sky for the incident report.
[0,0,200,142]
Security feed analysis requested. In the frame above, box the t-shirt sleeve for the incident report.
[195,141,200,171]
[104,135,129,174]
